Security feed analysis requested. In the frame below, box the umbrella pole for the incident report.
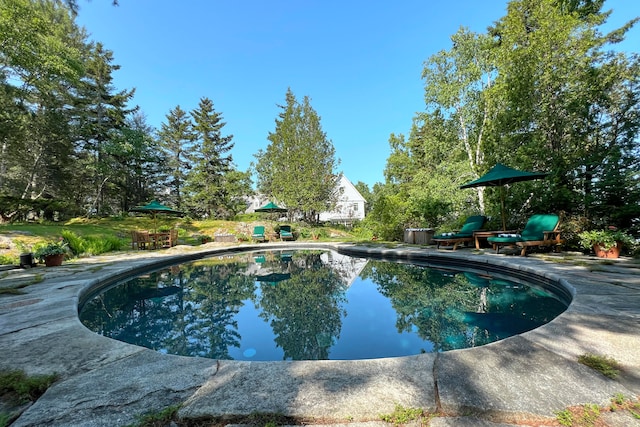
[501,187,506,231]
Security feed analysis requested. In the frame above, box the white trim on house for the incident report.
[318,175,366,224]
[244,175,366,225]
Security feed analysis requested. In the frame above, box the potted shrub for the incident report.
[578,228,635,259]
[34,239,69,267]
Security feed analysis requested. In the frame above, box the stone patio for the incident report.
[0,242,639,426]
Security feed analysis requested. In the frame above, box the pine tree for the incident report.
[73,42,136,215]
[184,97,235,218]
[157,106,194,209]
[256,88,339,222]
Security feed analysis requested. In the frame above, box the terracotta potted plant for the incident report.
[578,228,635,259]
[34,239,69,267]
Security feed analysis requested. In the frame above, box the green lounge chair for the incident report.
[252,225,266,242]
[433,215,487,251]
[279,225,294,241]
[487,214,563,256]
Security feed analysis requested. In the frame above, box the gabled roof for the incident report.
[336,174,366,203]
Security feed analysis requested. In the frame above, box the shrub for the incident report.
[0,254,18,265]
[61,229,86,255]
[83,235,124,255]
[60,229,124,256]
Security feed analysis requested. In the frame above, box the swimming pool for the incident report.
[79,249,569,361]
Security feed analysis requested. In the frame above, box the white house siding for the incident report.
[245,175,366,224]
[318,175,366,224]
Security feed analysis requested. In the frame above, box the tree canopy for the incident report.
[0,0,253,221]
[370,0,640,240]
[1,0,638,244]
[255,88,340,223]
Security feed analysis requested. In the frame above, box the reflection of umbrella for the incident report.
[129,200,184,233]
[460,163,548,230]
[255,201,287,213]
[256,272,291,286]
[131,285,182,301]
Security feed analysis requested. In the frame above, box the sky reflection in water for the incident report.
[80,250,568,361]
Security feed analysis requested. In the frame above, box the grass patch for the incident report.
[0,370,58,404]
[578,353,621,379]
[1,217,358,263]
[0,274,44,295]
[124,408,307,427]
[555,395,640,426]
[0,287,25,295]
[556,404,600,427]
[125,405,180,427]
[379,404,430,426]
[609,394,640,418]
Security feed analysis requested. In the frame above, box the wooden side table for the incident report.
[473,230,517,250]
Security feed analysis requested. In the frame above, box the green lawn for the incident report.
[0,216,358,265]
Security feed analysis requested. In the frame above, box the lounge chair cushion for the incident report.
[457,215,487,236]
[279,225,294,241]
[488,214,559,244]
[434,215,486,239]
[252,226,266,241]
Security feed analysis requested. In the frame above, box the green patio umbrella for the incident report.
[255,201,287,213]
[460,163,548,230]
[129,200,184,233]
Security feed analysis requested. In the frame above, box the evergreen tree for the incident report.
[107,113,164,212]
[255,88,339,222]
[184,97,235,218]
[73,42,136,215]
[157,106,194,209]
[0,0,84,216]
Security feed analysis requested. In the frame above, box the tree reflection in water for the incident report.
[256,250,347,360]
[80,250,567,360]
[361,261,567,351]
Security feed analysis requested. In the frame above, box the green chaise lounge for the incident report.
[487,213,563,256]
[433,215,487,251]
[252,225,267,242]
[279,225,294,241]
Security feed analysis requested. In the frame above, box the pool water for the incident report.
[79,249,568,361]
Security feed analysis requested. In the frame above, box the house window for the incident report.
[352,203,358,211]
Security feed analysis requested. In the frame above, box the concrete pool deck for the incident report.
[0,242,639,426]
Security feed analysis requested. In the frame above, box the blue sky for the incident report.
[75,1,639,188]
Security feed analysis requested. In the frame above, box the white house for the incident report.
[245,175,367,224]
[318,175,366,224]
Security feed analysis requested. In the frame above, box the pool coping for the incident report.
[1,242,639,426]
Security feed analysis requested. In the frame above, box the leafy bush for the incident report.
[60,229,124,256]
[0,254,18,265]
[83,235,124,255]
[61,229,86,255]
